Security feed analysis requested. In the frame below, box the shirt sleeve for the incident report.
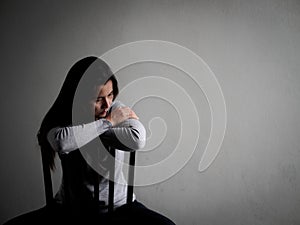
[99,101,146,151]
[100,118,146,151]
[47,119,112,154]
[47,101,146,154]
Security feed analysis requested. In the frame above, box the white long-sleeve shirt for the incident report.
[47,101,146,212]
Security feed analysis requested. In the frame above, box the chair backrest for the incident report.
[41,148,136,213]
[108,148,136,213]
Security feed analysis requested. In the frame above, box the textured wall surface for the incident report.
[1,1,299,224]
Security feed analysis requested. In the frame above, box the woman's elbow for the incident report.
[121,136,146,151]
[133,138,146,150]
[131,126,146,150]
[51,140,74,154]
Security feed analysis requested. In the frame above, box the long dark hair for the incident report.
[37,56,118,170]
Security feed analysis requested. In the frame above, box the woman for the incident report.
[4,56,175,225]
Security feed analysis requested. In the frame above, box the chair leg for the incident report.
[108,147,115,213]
[127,151,136,204]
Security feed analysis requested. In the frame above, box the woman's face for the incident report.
[94,79,114,120]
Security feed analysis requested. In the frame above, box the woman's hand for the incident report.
[106,107,139,126]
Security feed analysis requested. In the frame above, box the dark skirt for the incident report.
[3,200,175,225]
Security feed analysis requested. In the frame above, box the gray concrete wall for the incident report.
[1,0,299,224]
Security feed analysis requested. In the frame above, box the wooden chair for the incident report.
[41,148,136,213]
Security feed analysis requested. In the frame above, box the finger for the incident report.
[129,110,139,119]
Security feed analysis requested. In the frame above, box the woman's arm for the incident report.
[47,101,146,154]
[47,119,112,154]
[100,118,146,151]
